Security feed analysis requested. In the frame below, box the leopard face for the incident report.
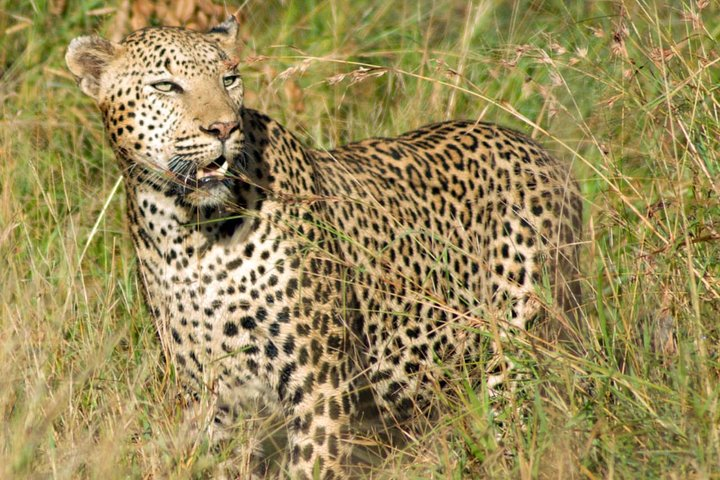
[66,19,245,207]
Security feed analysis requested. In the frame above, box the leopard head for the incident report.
[66,17,245,208]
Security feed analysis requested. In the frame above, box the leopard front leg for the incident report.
[198,389,277,480]
[281,358,356,480]
[208,401,270,480]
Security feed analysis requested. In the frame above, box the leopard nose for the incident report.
[200,121,239,141]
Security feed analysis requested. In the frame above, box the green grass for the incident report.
[2,0,719,478]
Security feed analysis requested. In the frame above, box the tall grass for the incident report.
[1,0,719,478]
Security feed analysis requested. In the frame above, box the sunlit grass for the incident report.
[1,0,719,478]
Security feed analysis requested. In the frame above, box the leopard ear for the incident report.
[206,14,243,57]
[66,35,121,100]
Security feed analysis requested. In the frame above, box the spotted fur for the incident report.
[67,17,582,479]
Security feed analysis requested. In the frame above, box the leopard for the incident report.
[66,15,583,480]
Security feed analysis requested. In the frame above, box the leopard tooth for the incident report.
[197,168,206,180]
[216,160,228,176]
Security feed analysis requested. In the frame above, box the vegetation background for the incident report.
[1,0,719,478]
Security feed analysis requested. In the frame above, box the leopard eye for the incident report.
[152,81,183,93]
[223,75,241,89]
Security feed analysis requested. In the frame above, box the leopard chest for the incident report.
[129,192,300,398]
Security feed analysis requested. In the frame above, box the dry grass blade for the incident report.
[327,66,389,86]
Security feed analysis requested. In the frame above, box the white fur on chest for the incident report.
[135,192,291,403]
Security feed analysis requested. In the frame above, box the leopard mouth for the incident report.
[196,155,229,186]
